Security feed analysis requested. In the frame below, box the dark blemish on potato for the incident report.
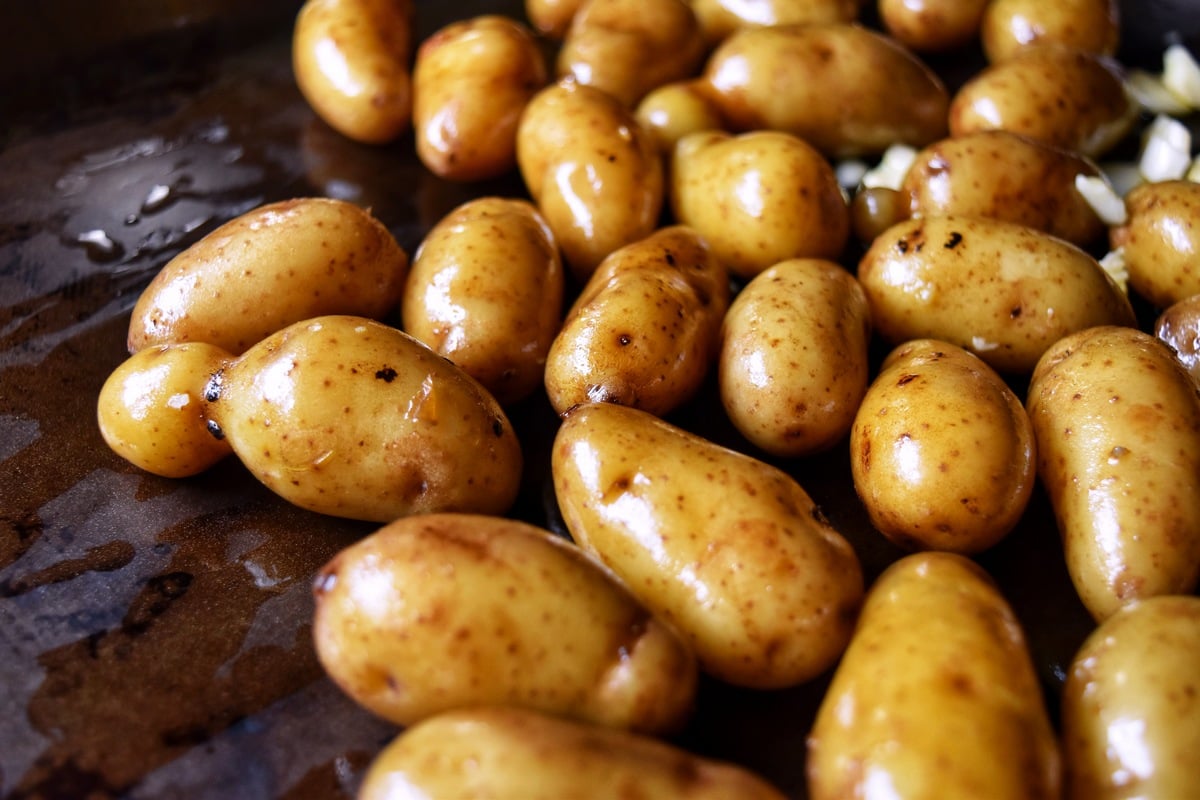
[897,373,918,386]
[1010,306,1023,319]
[897,238,909,254]
[618,334,632,346]
[205,420,225,440]
[944,231,963,249]
[492,419,504,437]
[664,250,676,267]
[375,367,398,382]
[203,369,224,402]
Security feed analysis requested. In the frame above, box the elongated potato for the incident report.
[982,0,1120,62]
[851,340,1035,554]
[1112,179,1200,309]
[359,707,787,800]
[313,514,698,733]
[703,23,949,157]
[402,197,564,405]
[878,0,989,52]
[1062,595,1200,799]
[857,215,1136,374]
[688,0,863,47]
[1027,325,1200,621]
[127,198,409,355]
[807,551,1061,800]
[719,258,871,457]
[544,226,729,417]
[553,402,864,689]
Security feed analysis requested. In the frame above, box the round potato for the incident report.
[1112,179,1200,309]
[313,514,698,733]
[544,225,729,417]
[878,0,989,53]
[552,402,864,689]
[127,198,409,356]
[857,215,1136,374]
[982,0,1120,63]
[292,0,414,144]
[850,339,1036,554]
[413,15,547,182]
[719,258,871,457]
[359,707,787,800]
[948,47,1137,158]
[1061,595,1200,800]
[671,130,849,279]
[402,197,564,405]
[688,0,863,46]
[634,80,726,155]
[1027,325,1200,621]
[702,23,949,157]
[807,551,1061,800]
[1155,293,1200,384]
[526,0,588,38]
[849,186,909,243]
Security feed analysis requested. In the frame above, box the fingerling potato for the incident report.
[878,0,989,53]
[1112,179,1200,309]
[982,0,1120,62]
[688,0,863,47]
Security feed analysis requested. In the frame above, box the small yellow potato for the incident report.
[849,185,909,243]
[516,80,664,281]
[1155,293,1200,384]
[850,340,1036,554]
[857,215,1136,374]
[526,0,588,38]
[1112,180,1200,309]
[127,198,409,356]
[552,402,864,689]
[292,0,414,144]
[900,130,1108,248]
[402,197,564,405]
[97,343,233,478]
[878,0,989,53]
[687,0,863,47]
[359,706,788,800]
[982,0,1120,63]
[949,47,1137,159]
[807,551,1062,800]
[312,514,698,733]
[544,226,729,417]
[634,80,726,155]
[719,258,871,458]
[1027,326,1200,621]
[1061,595,1200,799]
[206,315,522,522]
[702,23,949,157]
[557,0,706,108]
[671,130,849,279]
[412,15,548,182]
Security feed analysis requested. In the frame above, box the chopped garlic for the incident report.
[1099,247,1129,294]
[1075,174,1128,225]
[1189,155,1200,183]
[835,159,868,191]
[861,145,917,191]
[1139,114,1193,183]
[1163,44,1200,108]
[1126,69,1193,115]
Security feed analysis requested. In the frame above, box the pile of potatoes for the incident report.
[96,0,1200,796]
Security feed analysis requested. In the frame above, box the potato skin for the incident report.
[1061,595,1200,800]
[1027,326,1200,621]
[525,0,587,38]
[359,707,787,800]
[552,402,864,689]
[634,80,726,155]
[292,0,414,144]
[807,551,1062,800]
[719,258,871,457]
[313,514,697,733]
[206,315,522,522]
[982,0,1120,62]
[857,215,1136,374]
[1155,293,1200,384]
[413,16,547,182]
[702,23,949,157]
[688,0,863,47]
[850,340,1035,554]
[671,130,850,279]
[544,226,729,417]
[878,0,989,53]
[127,198,409,356]
[402,197,564,405]
[900,130,1107,248]
[1113,180,1200,310]
[949,47,1136,158]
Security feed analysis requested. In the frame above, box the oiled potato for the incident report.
[949,47,1137,158]
[313,514,697,732]
[900,130,1108,248]
[553,402,864,688]
[526,0,587,38]
[544,226,729,416]
[878,0,988,52]
[634,80,726,155]
[719,258,871,457]
[558,0,705,108]
[413,15,547,181]
[1027,326,1200,621]
[1156,293,1200,384]
[807,551,1061,800]
[292,0,414,144]
[703,23,949,157]
[857,215,1136,374]
[982,0,1120,63]
[850,340,1036,554]
[671,130,849,279]
[1112,180,1200,309]
[359,707,787,800]
[402,197,564,405]
[688,0,862,47]
[516,80,664,281]
[127,198,409,356]
[1062,595,1200,799]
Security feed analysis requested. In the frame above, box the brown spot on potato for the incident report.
[375,367,398,382]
